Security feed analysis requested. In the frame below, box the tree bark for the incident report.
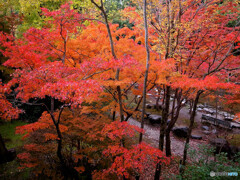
[91,0,124,122]
[112,110,116,121]
[160,86,170,150]
[154,86,170,179]
[155,86,161,111]
[165,89,182,156]
[180,90,203,174]
[139,0,150,144]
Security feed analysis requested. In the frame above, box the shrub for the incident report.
[178,144,240,180]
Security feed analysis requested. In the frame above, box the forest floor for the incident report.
[127,95,240,179]
[128,116,204,157]
[128,94,240,157]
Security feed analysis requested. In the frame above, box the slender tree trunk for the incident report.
[155,86,161,111]
[49,98,64,166]
[49,100,71,178]
[215,96,218,119]
[102,3,124,122]
[91,0,124,122]
[117,85,124,122]
[136,0,150,179]
[160,86,170,150]
[165,105,181,156]
[180,90,203,174]
[165,89,182,156]
[165,132,171,156]
[55,123,64,165]
[51,97,54,112]
[112,110,116,121]
[139,0,150,144]
[154,86,170,179]
[165,89,176,157]
[77,139,80,150]
[189,100,193,114]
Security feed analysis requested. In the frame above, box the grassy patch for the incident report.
[0,121,30,179]
[146,108,162,115]
[226,134,240,147]
[0,120,27,149]
[177,118,198,129]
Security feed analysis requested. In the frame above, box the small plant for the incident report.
[177,144,240,180]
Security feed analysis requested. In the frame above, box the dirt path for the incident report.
[129,94,207,156]
[129,93,240,157]
[128,117,205,157]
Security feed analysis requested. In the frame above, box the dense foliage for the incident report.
[0,0,239,179]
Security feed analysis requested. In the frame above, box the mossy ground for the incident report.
[0,120,27,148]
[0,120,30,179]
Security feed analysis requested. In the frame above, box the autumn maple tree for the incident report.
[1,0,239,179]
[120,0,240,178]
[0,1,171,179]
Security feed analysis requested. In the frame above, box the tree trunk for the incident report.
[165,89,182,156]
[181,90,203,174]
[154,86,170,179]
[117,85,124,122]
[215,96,218,119]
[189,100,193,114]
[165,132,171,157]
[91,1,125,123]
[50,98,65,168]
[155,86,161,111]
[139,0,150,144]
[55,123,64,165]
[160,86,170,150]
[112,110,116,121]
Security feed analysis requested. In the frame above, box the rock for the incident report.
[212,129,217,134]
[139,110,151,119]
[146,104,153,109]
[231,123,240,128]
[230,145,240,161]
[191,135,202,140]
[146,103,162,110]
[210,138,227,146]
[210,138,232,159]
[203,108,215,115]
[224,117,233,121]
[198,104,204,109]
[182,99,187,105]
[172,127,189,138]
[201,126,209,131]
[197,108,203,112]
[145,112,151,117]
[155,104,162,110]
[230,145,240,154]
[203,130,211,135]
[148,114,162,124]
